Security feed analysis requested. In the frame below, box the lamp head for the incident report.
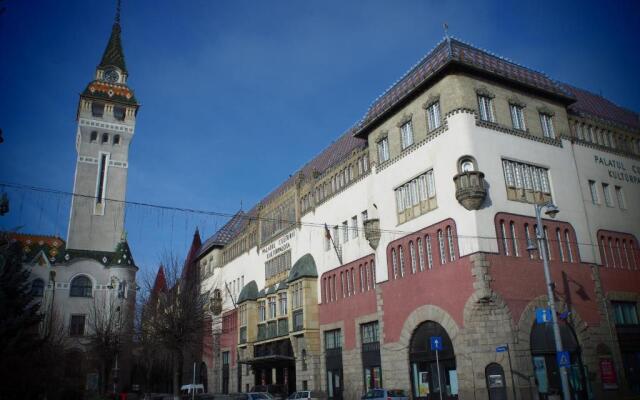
[544,204,559,218]
[526,239,538,254]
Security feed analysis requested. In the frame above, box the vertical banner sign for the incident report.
[599,358,618,390]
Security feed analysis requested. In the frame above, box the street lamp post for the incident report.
[529,202,571,400]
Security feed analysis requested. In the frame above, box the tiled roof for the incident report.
[561,83,640,132]
[99,22,127,73]
[198,211,248,257]
[82,81,138,106]
[151,265,167,296]
[355,38,573,136]
[200,128,367,253]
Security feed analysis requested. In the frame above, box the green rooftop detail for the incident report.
[287,253,318,283]
[238,280,259,303]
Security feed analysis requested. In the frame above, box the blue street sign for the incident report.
[496,345,508,353]
[430,336,443,351]
[557,351,571,368]
[536,308,553,324]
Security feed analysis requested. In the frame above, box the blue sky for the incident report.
[1,0,639,276]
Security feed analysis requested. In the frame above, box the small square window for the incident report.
[113,134,120,145]
[90,131,98,142]
[91,102,105,118]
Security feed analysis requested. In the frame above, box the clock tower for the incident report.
[67,1,139,252]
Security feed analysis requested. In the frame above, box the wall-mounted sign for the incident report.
[594,155,640,185]
[261,230,296,260]
[599,358,618,390]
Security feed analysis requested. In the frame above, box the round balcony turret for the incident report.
[453,156,487,211]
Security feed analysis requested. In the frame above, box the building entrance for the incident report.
[409,321,458,400]
[245,339,296,396]
[530,322,587,399]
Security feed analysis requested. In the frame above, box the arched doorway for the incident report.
[530,322,587,399]
[409,321,458,400]
[485,363,507,400]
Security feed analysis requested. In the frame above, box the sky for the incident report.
[1,0,639,278]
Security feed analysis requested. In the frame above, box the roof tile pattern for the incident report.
[357,38,572,133]
[561,83,640,131]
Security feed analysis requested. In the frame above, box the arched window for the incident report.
[117,280,127,298]
[392,249,398,279]
[565,230,574,263]
[398,246,406,277]
[31,278,45,297]
[447,226,455,261]
[70,275,92,297]
[425,235,434,269]
[437,230,446,264]
[409,241,417,273]
[417,238,425,271]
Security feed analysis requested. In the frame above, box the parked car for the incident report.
[180,384,205,399]
[234,393,275,400]
[249,385,287,400]
[287,391,327,400]
[361,389,408,400]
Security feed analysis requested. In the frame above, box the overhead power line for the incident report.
[0,181,626,250]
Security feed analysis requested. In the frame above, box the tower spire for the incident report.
[99,0,127,74]
[115,0,121,25]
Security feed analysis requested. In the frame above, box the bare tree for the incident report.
[141,252,207,397]
[86,290,128,394]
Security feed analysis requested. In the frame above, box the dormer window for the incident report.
[101,133,109,144]
[90,131,98,142]
[92,102,105,118]
[113,135,120,145]
[114,106,126,121]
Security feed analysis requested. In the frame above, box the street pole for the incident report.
[534,203,571,400]
[192,362,196,400]
[435,349,443,400]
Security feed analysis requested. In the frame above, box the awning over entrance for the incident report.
[239,355,295,365]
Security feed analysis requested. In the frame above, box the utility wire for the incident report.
[0,181,632,251]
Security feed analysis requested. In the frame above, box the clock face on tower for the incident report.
[103,68,120,83]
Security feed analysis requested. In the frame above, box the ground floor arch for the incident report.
[530,321,588,399]
[409,320,458,400]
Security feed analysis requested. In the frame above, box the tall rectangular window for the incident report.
[351,216,358,238]
[540,113,555,138]
[278,293,287,315]
[478,95,494,122]
[377,137,389,163]
[615,186,626,209]
[258,301,266,322]
[602,183,613,207]
[400,121,414,150]
[268,296,277,319]
[426,102,441,131]
[342,221,349,243]
[96,153,109,206]
[589,180,599,204]
[69,315,86,336]
[510,104,526,130]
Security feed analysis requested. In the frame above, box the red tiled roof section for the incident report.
[5,232,65,248]
[181,228,202,282]
[152,265,168,296]
[198,211,248,256]
[357,38,572,135]
[561,83,640,132]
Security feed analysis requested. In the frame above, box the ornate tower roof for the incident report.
[98,0,127,73]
